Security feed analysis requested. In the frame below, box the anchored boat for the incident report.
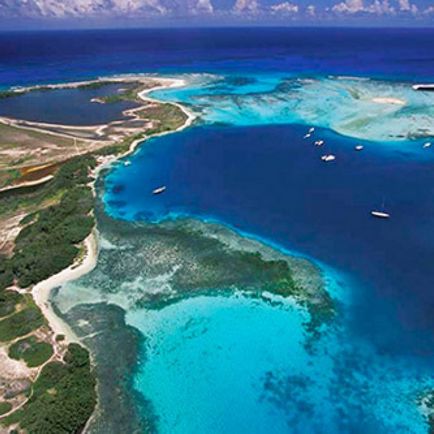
[371,210,390,219]
[152,186,167,195]
[321,154,336,162]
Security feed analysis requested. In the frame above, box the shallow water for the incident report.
[11,28,431,433]
[152,74,434,142]
[127,293,432,434]
[103,116,434,432]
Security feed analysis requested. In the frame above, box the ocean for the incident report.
[2,28,434,433]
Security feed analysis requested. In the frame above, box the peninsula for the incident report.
[0,75,192,432]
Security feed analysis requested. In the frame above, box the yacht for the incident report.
[152,186,167,195]
[355,145,364,151]
[371,210,390,219]
[314,140,324,146]
[423,142,432,149]
[321,154,336,162]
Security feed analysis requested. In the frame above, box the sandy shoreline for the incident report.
[371,96,406,105]
[32,232,98,342]
[29,75,196,344]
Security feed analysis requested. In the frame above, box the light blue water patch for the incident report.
[152,73,434,143]
[127,294,432,434]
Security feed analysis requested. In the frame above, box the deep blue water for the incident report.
[1,28,434,87]
[105,124,434,356]
[3,28,434,433]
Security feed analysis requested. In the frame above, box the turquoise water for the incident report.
[4,28,434,434]
[97,73,434,433]
[152,74,434,143]
[128,293,432,433]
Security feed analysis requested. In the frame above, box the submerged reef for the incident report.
[54,302,154,434]
[49,173,335,433]
[154,74,434,142]
[56,194,334,325]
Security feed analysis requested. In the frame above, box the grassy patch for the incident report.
[0,401,12,416]
[76,80,116,90]
[0,155,95,218]
[0,156,96,288]
[139,103,188,135]
[98,81,151,104]
[0,290,23,318]
[3,343,97,434]
[9,336,53,367]
[0,90,20,99]
[0,296,44,342]
[0,256,14,291]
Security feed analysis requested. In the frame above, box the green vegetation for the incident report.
[0,255,13,291]
[76,80,116,90]
[0,296,44,342]
[140,103,188,135]
[3,343,97,434]
[12,186,94,287]
[0,401,12,416]
[0,290,22,318]
[98,81,145,104]
[0,155,95,218]
[0,90,20,99]
[9,336,53,367]
[0,156,96,288]
[20,212,37,226]
[96,132,144,157]
[0,168,21,189]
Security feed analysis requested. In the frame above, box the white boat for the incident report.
[314,140,324,146]
[321,154,336,162]
[371,210,390,219]
[423,142,432,149]
[412,84,434,92]
[355,145,364,151]
[124,161,132,166]
[308,127,315,133]
[303,133,311,139]
[152,186,167,195]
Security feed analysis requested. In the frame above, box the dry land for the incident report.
[0,75,192,433]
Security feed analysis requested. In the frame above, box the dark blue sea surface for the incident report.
[105,124,434,355]
[104,122,434,433]
[3,28,434,433]
[1,28,434,86]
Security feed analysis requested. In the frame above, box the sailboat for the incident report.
[370,210,390,219]
[321,154,336,162]
[152,186,167,195]
[371,199,390,219]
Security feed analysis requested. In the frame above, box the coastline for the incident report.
[28,75,196,346]
[31,231,99,342]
